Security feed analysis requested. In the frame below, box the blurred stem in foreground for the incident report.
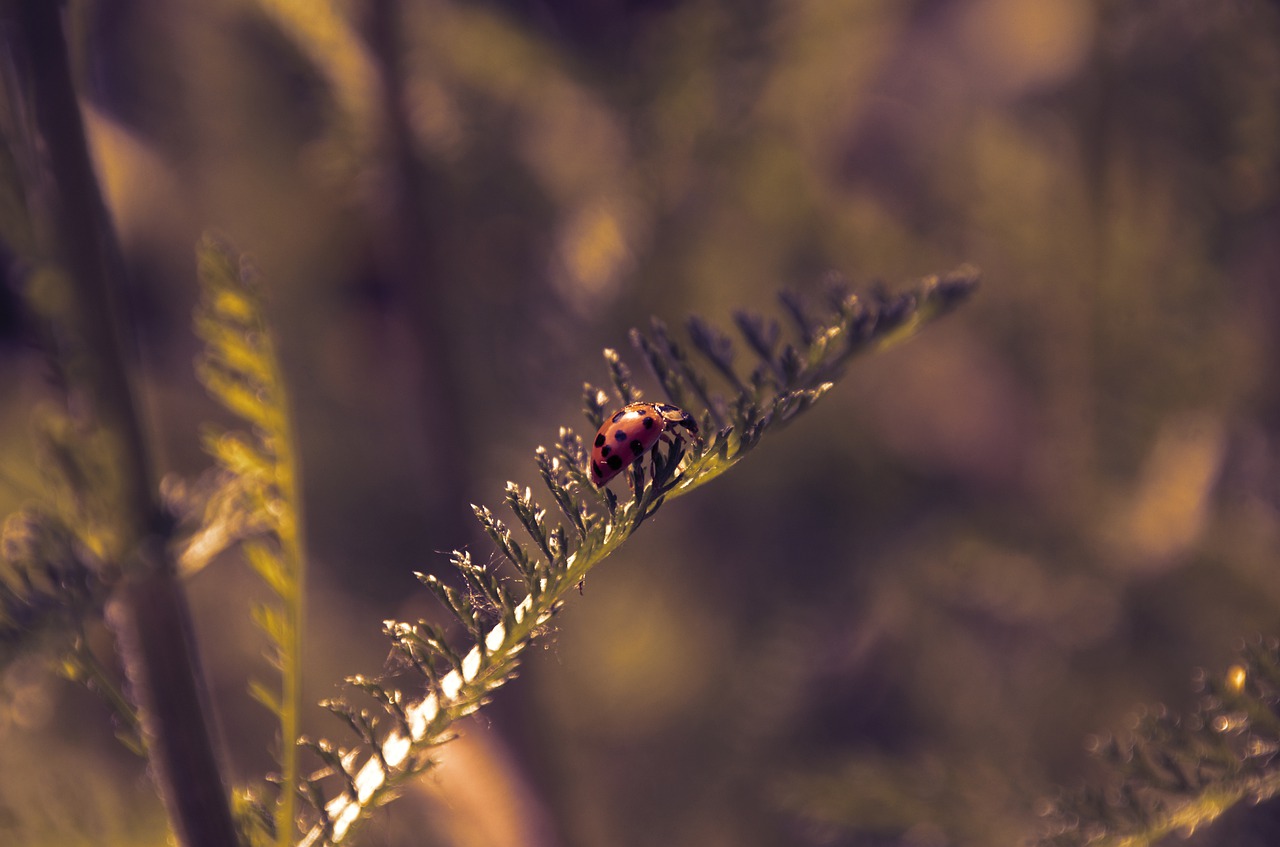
[9,2,238,845]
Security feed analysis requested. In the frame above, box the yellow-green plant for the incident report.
[188,236,309,847]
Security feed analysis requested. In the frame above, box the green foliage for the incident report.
[293,267,979,845]
[17,1,1276,843]
[1037,638,1280,847]
[0,413,115,655]
[191,234,308,847]
[0,506,104,655]
[0,414,141,752]
[0,423,156,765]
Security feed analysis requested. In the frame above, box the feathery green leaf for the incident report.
[192,233,307,847]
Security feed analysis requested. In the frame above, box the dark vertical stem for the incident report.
[13,3,239,846]
[19,0,152,513]
[106,563,240,847]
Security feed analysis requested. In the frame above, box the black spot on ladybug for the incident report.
[630,440,644,455]
[601,445,612,458]
[615,430,627,441]
[595,434,606,447]
[606,455,623,470]
[642,417,655,428]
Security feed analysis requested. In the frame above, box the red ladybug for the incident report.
[589,402,700,486]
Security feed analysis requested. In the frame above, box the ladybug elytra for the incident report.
[589,401,700,486]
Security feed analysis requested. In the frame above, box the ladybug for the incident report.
[589,401,701,486]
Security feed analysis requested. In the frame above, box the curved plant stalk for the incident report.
[294,267,979,846]
[1036,637,1280,847]
[250,0,378,148]
[193,235,308,847]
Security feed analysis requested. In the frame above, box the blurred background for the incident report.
[3,0,1280,845]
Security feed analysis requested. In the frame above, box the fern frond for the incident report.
[0,472,140,750]
[1035,637,1280,847]
[0,507,106,653]
[5,496,141,748]
[295,266,978,845]
[192,233,307,847]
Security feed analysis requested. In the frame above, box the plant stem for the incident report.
[264,335,305,847]
[14,2,239,845]
[108,566,240,847]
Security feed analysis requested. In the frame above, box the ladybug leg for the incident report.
[653,424,699,481]
[664,422,702,451]
[677,417,703,446]
[624,461,642,496]
[655,432,683,472]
